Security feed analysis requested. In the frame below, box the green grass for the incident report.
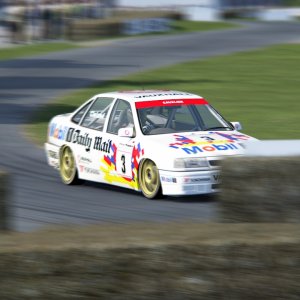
[283,0,300,6]
[26,44,300,145]
[170,20,238,33]
[0,42,80,61]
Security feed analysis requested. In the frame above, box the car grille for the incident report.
[212,183,221,190]
[208,159,221,168]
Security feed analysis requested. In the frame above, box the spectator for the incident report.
[7,13,20,43]
[24,4,41,42]
[42,8,52,39]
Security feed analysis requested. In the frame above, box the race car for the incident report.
[45,90,256,199]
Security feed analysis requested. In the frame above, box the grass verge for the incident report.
[170,20,239,33]
[26,43,300,145]
[0,21,238,61]
[0,42,80,61]
[283,0,300,6]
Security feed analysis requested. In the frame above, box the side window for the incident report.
[71,101,92,124]
[107,99,134,135]
[81,97,114,131]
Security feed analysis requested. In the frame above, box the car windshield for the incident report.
[136,99,233,135]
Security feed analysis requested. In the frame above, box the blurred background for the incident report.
[0,3,299,298]
[0,0,299,45]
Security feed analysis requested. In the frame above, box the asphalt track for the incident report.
[1,22,300,231]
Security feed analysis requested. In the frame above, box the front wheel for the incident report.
[59,146,80,185]
[138,159,162,199]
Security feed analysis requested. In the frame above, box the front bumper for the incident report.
[159,169,221,196]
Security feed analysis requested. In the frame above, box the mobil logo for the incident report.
[181,143,239,154]
[49,123,68,140]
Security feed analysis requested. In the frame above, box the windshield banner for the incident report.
[135,98,208,109]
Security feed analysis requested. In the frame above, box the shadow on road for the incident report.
[84,181,217,204]
[0,76,96,89]
[0,102,78,125]
[0,59,138,69]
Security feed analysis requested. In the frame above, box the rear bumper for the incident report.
[44,142,60,169]
[159,169,221,196]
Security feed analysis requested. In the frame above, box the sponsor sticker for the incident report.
[79,166,100,175]
[48,150,59,160]
[66,128,112,154]
[161,176,177,183]
[49,123,68,140]
[77,156,92,164]
[66,128,92,152]
[190,177,210,183]
[169,134,244,154]
[133,91,192,98]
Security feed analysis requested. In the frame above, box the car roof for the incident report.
[94,90,206,103]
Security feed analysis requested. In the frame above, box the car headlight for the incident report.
[174,158,209,169]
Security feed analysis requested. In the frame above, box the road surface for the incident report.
[1,22,300,231]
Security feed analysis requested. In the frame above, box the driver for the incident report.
[138,109,155,134]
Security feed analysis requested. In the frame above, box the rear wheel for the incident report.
[138,159,162,199]
[59,146,80,185]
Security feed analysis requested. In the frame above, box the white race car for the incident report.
[45,90,256,199]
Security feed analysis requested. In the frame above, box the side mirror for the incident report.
[231,122,242,131]
[118,127,135,138]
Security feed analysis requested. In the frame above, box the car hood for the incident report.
[142,131,257,164]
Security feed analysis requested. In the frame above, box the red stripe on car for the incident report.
[135,98,208,109]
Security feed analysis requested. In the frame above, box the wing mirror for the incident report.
[118,127,135,138]
[231,122,242,131]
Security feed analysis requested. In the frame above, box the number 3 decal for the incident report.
[121,154,126,174]
[117,151,131,177]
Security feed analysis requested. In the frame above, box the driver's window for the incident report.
[107,99,134,135]
[81,97,114,131]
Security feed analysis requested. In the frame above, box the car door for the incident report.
[101,98,138,190]
[75,96,115,182]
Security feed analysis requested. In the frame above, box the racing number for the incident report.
[116,151,131,177]
[121,154,126,174]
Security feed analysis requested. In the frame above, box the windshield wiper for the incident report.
[204,126,232,131]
